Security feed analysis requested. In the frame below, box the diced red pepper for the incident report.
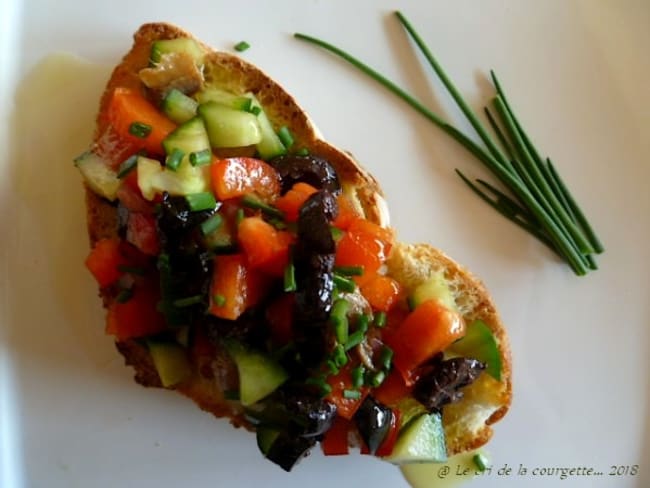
[85,238,128,287]
[116,180,155,214]
[208,254,269,320]
[210,157,281,201]
[321,416,351,456]
[360,275,401,312]
[385,300,466,386]
[265,293,295,345]
[105,279,167,340]
[373,369,413,407]
[237,216,294,277]
[326,365,369,420]
[274,182,318,222]
[107,87,176,155]
[126,213,160,256]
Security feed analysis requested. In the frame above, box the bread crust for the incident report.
[84,22,511,461]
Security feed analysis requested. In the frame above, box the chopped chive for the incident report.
[172,295,203,307]
[234,41,250,52]
[330,226,344,241]
[189,149,212,167]
[330,299,350,344]
[296,147,310,156]
[277,126,294,149]
[185,192,217,212]
[201,214,223,235]
[379,346,393,371]
[223,390,240,401]
[128,121,152,138]
[236,208,245,225]
[369,370,386,387]
[344,330,365,351]
[305,376,332,396]
[116,288,133,303]
[117,154,138,178]
[326,359,340,375]
[473,453,489,472]
[213,294,226,307]
[165,147,185,171]
[374,311,387,328]
[117,265,146,276]
[249,105,262,116]
[356,314,370,334]
[333,274,356,293]
[333,265,364,276]
[332,344,348,367]
[241,194,285,219]
[269,218,287,230]
[352,365,365,389]
[284,260,297,292]
[343,389,361,400]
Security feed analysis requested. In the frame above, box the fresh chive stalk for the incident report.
[344,330,364,351]
[284,259,297,292]
[249,105,262,116]
[332,344,348,367]
[117,154,138,179]
[330,299,350,344]
[343,389,361,400]
[186,192,217,212]
[173,295,203,307]
[234,41,250,52]
[296,147,310,156]
[165,148,185,171]
[352,365,365,388]
[333,265,364,276]
[473,453,489,472]
[369,370,386,387]
[213,294,226,307]
[295,13,603,275]
[356,314,370,334]
[201,214,223,235]
[189,149,212,167]
[128,121,152,138]
[241,194,285,219]
[333,273,356,293]
[373,311,387,328]
[379,346,393,371]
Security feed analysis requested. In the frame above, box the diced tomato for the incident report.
[116,180,154,214]
[332,193,359,230]
[105,279,167,340]
[321,416,351,456]
[360,275,401,312]
[237,216,294,277]
[274,182,318,222]
[85,238,128,287]
[265,293,295,345]
[326,365,369,420]
[335,218,394,285]
[208,254,269,320]
[373,370,413,407]
[126,213,160,256]
[211,158,281,201]
[374,410,401,457]
[107,87,176,155]
[385,300,466,385]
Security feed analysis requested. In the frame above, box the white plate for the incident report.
[1,1,649,487]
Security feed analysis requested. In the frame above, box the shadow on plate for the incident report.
[5,53,131,385]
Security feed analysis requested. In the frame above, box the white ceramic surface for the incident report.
[1,1,648,487]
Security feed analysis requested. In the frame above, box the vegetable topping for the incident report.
[77,36,500,472]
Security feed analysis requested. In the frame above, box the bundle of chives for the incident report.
[294,12,603,275]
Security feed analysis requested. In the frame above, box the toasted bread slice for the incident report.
[83,22,511,461]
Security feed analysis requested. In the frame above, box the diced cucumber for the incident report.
[246,93,286,159]
[198,101,262,148]
[162,117,211,194]
[450,319,502,380]
[147,340,192,388]
[162,89,198,124]
[194,87,253,111]
[150,38,205,65]
[136,156,164,200]
[225,341,288,406]
[384,412,447,465]
[256,426,281,456]
[74,151,121,201]
[408,271,457,312]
